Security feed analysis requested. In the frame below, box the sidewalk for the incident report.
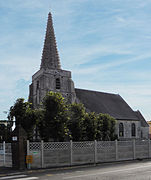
[0,159,149,176]
[0,167,24,175]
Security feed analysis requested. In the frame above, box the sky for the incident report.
[0,0,151,121]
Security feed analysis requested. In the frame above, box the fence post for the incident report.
[115,140,118,161]
[27,140,29,155]
[70,140,73,166]
[94,140,97,164]
[148,139,150,158]
[26,140,31,169]
[133,139,136,159]
[41,140,44,168]
[3,141,5,166]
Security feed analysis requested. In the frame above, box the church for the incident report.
[29,12,149,140]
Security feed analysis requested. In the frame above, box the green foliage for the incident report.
[8,92,117,141]
[38,91,69,141]
[8,98,36,139]
[67,103,86,141]
[82,112,97,141]
[8,98,26,124]
[0,124,6,142]
[96,113,117,141]
[0,121,13,142]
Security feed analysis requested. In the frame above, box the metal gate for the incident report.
[0,142,12,167]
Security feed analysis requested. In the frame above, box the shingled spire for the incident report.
[40,12,61,69]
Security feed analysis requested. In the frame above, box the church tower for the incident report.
[29,12,76,108]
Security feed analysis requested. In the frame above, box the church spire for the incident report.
[40,12,61,70]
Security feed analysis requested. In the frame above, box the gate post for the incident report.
[11,124,27,169]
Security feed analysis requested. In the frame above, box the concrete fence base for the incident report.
[27,139,151,169]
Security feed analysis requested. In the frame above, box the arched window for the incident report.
[119,123,124,137]
[141,131,143,138]
[131,123,136,137]
[56,78,60,89]
[36,81,39,89]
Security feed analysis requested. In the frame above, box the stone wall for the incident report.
[29,68,76,108]
[115,120,148,140]
[141,126,149,139]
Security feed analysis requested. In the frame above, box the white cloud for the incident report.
[0,0,151,121]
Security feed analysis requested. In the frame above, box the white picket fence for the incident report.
[27,139,151,169]
[0,142,12,167]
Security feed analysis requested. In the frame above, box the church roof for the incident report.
[40,12,61,70]
[134,111,149,127]
[75,88,138,120]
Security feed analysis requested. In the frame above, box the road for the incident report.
[1,160,151,180]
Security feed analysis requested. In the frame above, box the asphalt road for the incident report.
[1,160,151,180]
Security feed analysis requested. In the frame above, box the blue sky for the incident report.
[0,0,151,121]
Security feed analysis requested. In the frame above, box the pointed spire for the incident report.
[40,12,61,70]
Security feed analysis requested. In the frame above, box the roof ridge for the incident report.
[75,88,138,120]
[75,88,119,96]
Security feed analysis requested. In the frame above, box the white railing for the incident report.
[0,142,12,167]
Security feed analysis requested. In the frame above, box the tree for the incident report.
[8,94,117,142]
[109,116,117,140]
[95,114,103,140]
[8,98,36,139]
[0,124,6,142]
[38,91,69,141]
[82,112,97,141]
[96,113,117,141]
[33,108,45,141]
[67,103,86,141]
[0,122,13,142]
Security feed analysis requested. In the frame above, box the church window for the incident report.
[119,123,124,137]
[131,123,136,137]
[56,78,60,89]
[37,81,39,89]
[141,131,143,138]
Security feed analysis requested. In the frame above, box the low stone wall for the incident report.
[27,140,151,169]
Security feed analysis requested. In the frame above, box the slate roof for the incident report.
[134,111,149,127]
[75,88,138,120]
